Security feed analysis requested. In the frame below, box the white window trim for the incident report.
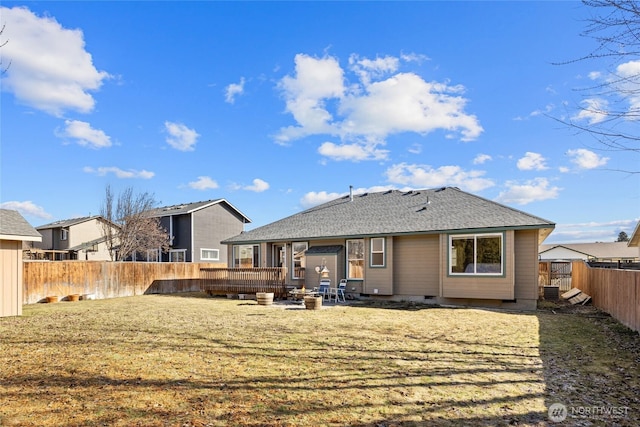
[370,237,385,267]
[61,229,68,241]
[449,233,504,276]
[147,249,160,262]
[169,249,187,262]
[200,248,220,261]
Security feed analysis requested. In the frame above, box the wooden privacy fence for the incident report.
[201,267,288,298]
[23,261,225,304]
[571,261,640,333]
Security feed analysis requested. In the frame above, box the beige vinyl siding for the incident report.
[69,219,102,248]
[363,237,393,295]
[393,235,439,296]
[514,229,539,299]
[441,230,515,300]
[1,239,23,317]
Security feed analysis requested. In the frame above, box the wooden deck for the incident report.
[200,267,288,298]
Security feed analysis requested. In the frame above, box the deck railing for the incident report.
[200,267,288,298]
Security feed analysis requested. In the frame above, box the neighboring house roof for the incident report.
[223,187,555,244]
[68,235,109,252]
[37,215,101,230]
[0,209,42,242]
[145,199,252,223]
[539,241,640,260]
[629,221,640,247]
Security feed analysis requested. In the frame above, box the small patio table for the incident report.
[288,289,320,301]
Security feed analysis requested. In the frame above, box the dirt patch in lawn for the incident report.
[0,294,638,426]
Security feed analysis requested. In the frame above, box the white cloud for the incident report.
[495,178,561,205]
[275,53,483,162]
[276,54,345,143]
[408,143,422,154]
[188,176,218,190]
[300,185,397,208]
[164,121,199,151]
[566,148,609,169]
[230,178,270,193]
[588,71,601,80]
[83,166,154,179]
[243,178,270,192]
[548,218,639,243]
[339,73,482,141]
[473,153,492,165]
[318,141,388,161]
[300,190,345,208]
[571,98,609,125]
[385,163,494,192]
[349,54,399,85]
[0,200,52,219]
[225,77,245,104]
[517,152,548,171]
[56,120,111,148]
[0,6,110,116]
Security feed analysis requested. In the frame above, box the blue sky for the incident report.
[1,1,638,243]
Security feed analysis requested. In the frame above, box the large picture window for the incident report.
[292,242,308,279]
[450,233,503,275]
[370,237,385,267]
[233,245,260,267]
[347,239,364,279]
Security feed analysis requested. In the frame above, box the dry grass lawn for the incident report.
[0,294,638,426]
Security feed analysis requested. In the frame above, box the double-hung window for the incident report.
[347,239,364,279]
[370,237,385,267]
[449,233,503,275]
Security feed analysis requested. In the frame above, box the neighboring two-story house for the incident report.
[32,216,117,261]
[145,199,251,263]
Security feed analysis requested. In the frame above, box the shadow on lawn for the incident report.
[10,298,639,426]
[537,302,640,426]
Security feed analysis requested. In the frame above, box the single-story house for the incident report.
[31,215,118,261]
[1,209,42,317]
[539,241,640,262]
[144,199,251,263]
[222,187,555,310]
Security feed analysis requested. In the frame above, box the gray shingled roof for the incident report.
[145,199,251,223]
[0,209,42,241]
[223,187,555,244]
[37,215,99,230]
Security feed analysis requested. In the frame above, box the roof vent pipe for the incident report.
[349,185,353,201]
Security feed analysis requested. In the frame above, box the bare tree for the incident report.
[1,23,11,74]
[558,0,640,172]
[100,185,170,261]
